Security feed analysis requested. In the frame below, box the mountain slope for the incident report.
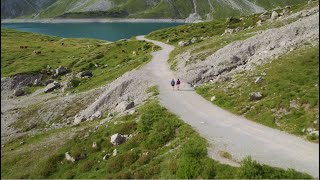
[1,0,306,20]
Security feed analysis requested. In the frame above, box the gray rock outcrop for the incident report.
[13,88,25,96]
[44,81,60,93]
[176,9,319,85]
[110,133,126,145]
[77,71,93,78]
[55,66,68,75]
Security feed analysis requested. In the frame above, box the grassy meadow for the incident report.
[1,28,158,92]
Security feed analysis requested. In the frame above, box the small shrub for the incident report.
[176,157,202,179]
[80,160,94,172]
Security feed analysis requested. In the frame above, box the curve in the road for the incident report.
[137,36,319,177]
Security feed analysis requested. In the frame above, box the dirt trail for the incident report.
[137,36,319,177]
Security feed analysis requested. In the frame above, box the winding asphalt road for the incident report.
[137,36,319,177]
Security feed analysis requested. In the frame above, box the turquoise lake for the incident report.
[1,22,183,41]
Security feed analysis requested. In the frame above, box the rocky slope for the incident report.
[1,0,305,21]
[179,6,319,85]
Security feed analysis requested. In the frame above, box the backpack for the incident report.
[171,80,175,86]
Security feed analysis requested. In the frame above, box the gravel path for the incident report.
[137,36,319,177]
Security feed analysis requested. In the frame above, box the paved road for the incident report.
[137,36,319,177]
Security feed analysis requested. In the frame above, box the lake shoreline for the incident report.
[1,18,187,24]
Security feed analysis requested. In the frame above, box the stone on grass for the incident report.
[271,11,279,20]
[255,77,264,84]
[55,66,68,75]
[90,111,102,120]
[178,40,190,47]
[112,149,118,156]
[211,96,216,102]
[249,92,263,101]
[110,133,126,145]
[77,70,93,78]
[65,152,75,162]
[92,142,97,148]
[191,37,198,44]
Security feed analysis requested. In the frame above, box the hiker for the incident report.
[171,79,175,90]
[177,79,181,90]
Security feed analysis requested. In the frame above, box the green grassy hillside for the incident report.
[1,98,313,179]
[2,0,307,19]
[1,28,157,92]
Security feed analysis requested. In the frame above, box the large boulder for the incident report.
[115,101,134,112]
[65,152,75,162]
[110,133,126,145]
[271,11,279,20]
[55,66,68,75]
[13,88,25,96]
[178,40,190,47]
[44,81,60,93]
[77,70,93,78]
[249,92,263,101]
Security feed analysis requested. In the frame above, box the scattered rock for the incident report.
[178,40,190,47]
[44,81,60,93]
[306,128,314,133]
[211,96,216,102]
[256,20,263,26]
[77,71,93,78]
[74,114,86,125]
[255,77,264,84]
[226,16,241,23]
[103,153,110,160]
[92,142,97,148]
[115,101,134,112]
[110,133,126,145]
[13,88,25,96]
[33,79,44,86]
[271,11,279,20]
[290,100,300,109]
[191,37,198,44]
[249,92,263,101]
[112,149,118,156]
[310,131,319,136]
[55,66,68,75]
[65,152,75,162]
[90,111,102,120]
[222,28,241,36]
